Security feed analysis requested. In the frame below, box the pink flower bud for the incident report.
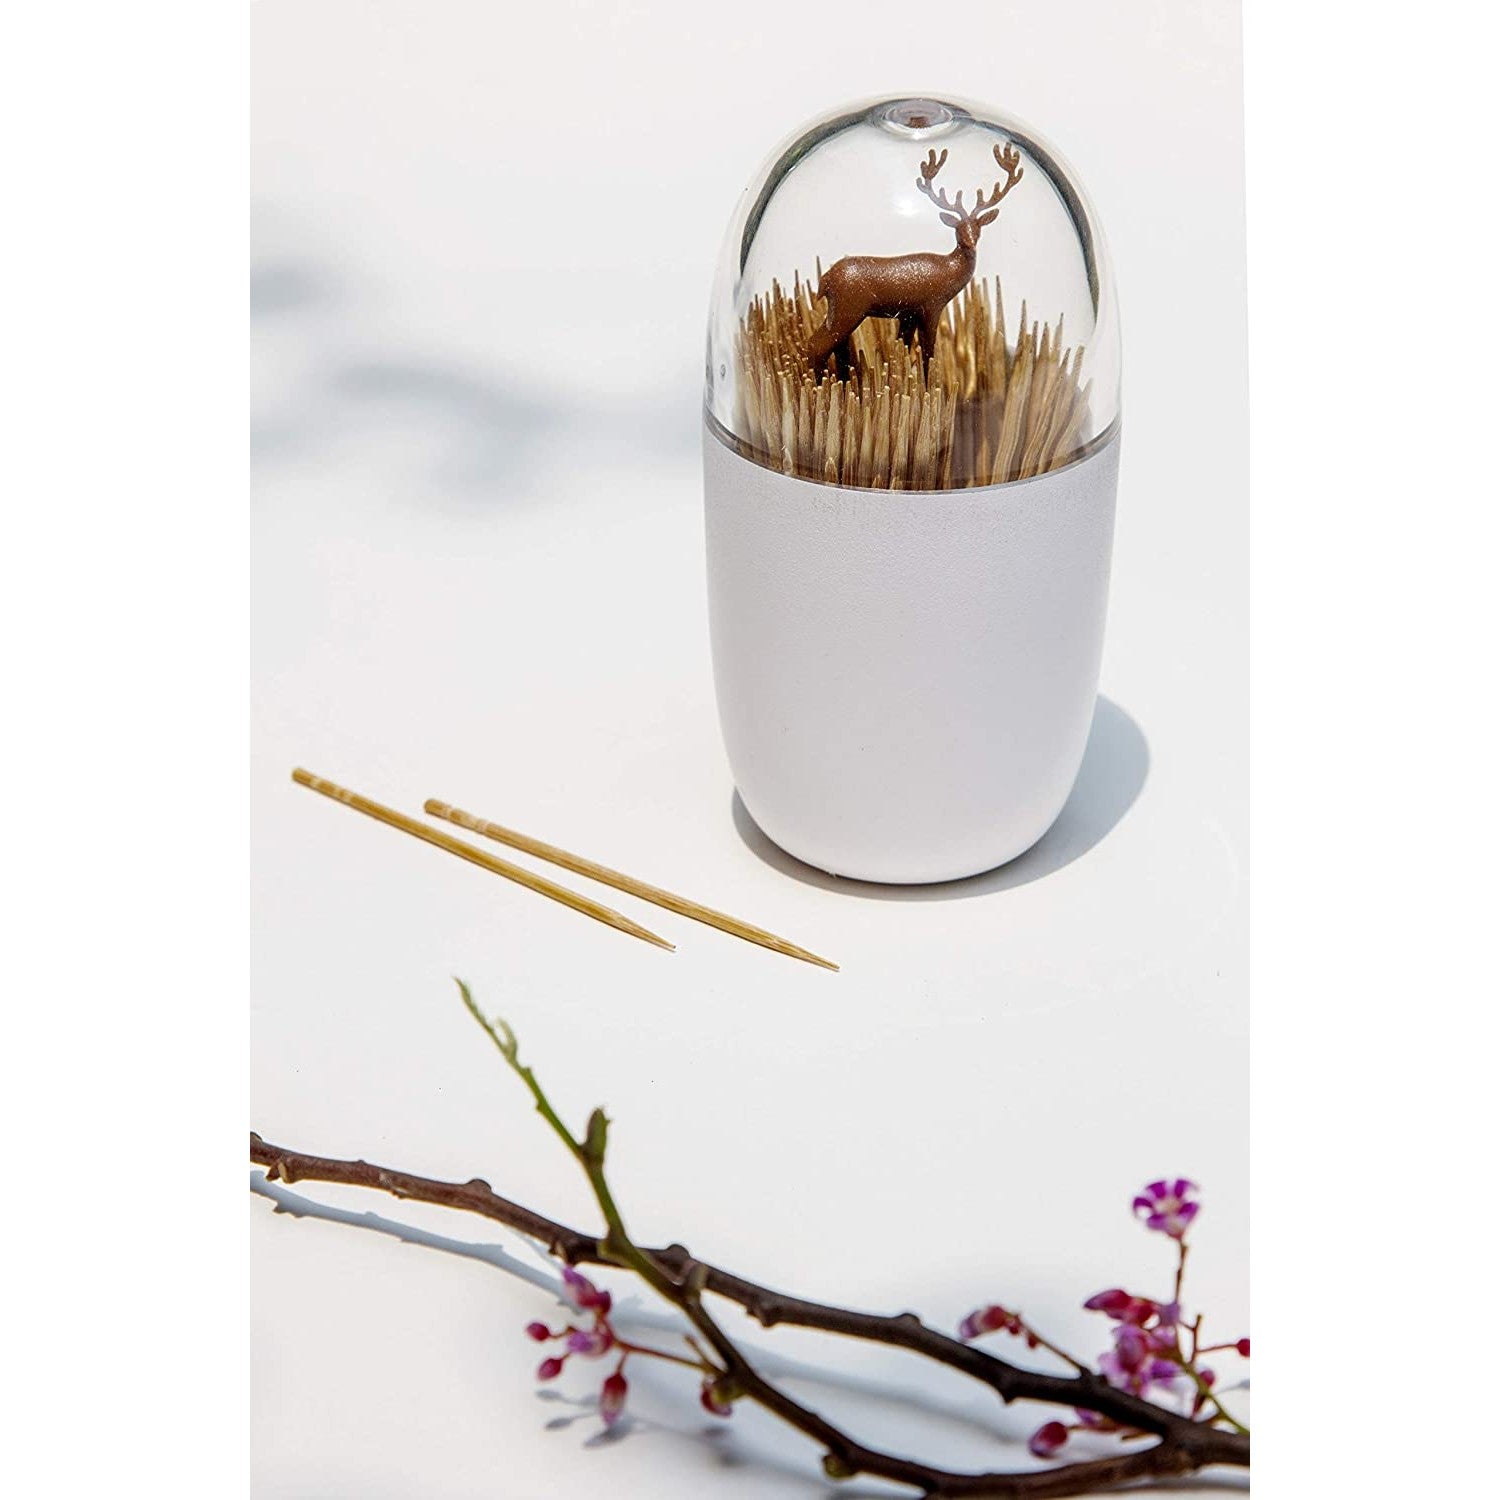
[958,1304,1020,1341]
[537,1356,565,1381]
[561,1266,612,1314]
[524,1321,552,1342]
[1084,1289,1159,1326]
[566,1327,614,1358]
[599,1371,628,1427]
[1236,1337,1250,1358]
[1028,1421,1068,1458]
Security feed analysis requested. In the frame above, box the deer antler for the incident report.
[916,142,1024,227]
[971,142,1025,220]
[915,148,959,215]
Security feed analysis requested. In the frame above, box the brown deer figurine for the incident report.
[807,142,1024,379]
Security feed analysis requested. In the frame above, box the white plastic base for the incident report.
[703,423,1121,883]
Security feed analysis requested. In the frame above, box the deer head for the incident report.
[916,143,1024,253]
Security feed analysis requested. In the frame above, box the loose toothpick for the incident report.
[291,770,673,952]
[424,798,839,972]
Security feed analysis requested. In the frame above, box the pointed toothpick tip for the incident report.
[780,941,840,972]
[610,912,676,952]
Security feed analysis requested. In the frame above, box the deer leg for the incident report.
[811,333,853,384]
[810,304,860,384]
[917,308,941,363]
[808,302,847,375]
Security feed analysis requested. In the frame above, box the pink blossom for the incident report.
[561,1266,613,1315]
[537,1356,565,1381]
[1132,1179,1200,1239]
[958,1304,1023,1341]
[1099,1324,1180,1396]
[1028,1421,1068,1458]
[1099,1350,1178,1394]
[599,1370,629,1427]
[524,1321,552,1342]
[565,1326,614,1358]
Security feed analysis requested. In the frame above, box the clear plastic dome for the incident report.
[705,96,1119,491]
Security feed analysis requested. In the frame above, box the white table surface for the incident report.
[252,2,1248,1494]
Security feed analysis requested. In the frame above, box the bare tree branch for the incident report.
[251,1132,1249,1495]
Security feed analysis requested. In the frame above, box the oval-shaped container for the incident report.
[704,95,1120,883]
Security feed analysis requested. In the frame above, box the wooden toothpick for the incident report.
[291,770,673,952]
[424,798,839,972]
[737,273,1090,489]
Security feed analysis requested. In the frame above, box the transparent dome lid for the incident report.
[706,96,1119,491]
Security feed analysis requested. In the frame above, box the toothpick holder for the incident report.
[703,96,1122,883]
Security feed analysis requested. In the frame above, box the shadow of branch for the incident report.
[256,1178,1054,1443]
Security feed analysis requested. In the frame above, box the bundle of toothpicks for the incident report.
[737,274,1092,490]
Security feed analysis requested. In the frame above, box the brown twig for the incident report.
[250,1132,1249,1494]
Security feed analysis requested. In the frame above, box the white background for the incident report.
[251,3,1246,1496]
[4,5,1493,1500]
